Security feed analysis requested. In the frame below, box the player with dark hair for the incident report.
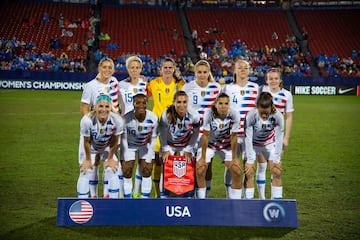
[196,93,243,199]
[158,91,201,197]
[121,94,158,198]
[244,92,284,199]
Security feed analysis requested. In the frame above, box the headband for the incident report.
[96,94,112,105]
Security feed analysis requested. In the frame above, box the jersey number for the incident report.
[192,95,198,104]
[232,96,238,104]
[125,93,133,103]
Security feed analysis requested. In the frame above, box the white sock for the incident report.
[89,166,98,198]
[141,176,152,198]
[271,186,283,199]
[133,164,142,196]
[103,169,109,197]
[229,187,242,199]
[123,177,133,198]
[196,187,206,199]
[105,167,120,198]
[224,167,232,198]
[77,172,90,198]
[159,172,167,198]
[118,166,124,198]
[244,187,255,199]
[256,162,267,199]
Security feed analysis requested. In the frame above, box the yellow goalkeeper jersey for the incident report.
[147,77,185,118]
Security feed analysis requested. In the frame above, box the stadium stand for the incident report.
[0,0,359,77]
[187,8,292,52]
[0,1,91,60]
[99,5,187,60]
[293,9,359,59]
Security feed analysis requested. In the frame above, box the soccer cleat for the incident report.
[132,193,141,198]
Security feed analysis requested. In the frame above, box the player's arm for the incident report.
[199,130,209,163]
[81,102,90,115]
[104,134,120,173]
[231,132,238,162]
[159,115,171,162]
[244,114,256,176]
[146,120,158,162]
[184,120,200,162]
[275,113,285,157]
[80,136,93,173]
[283,111,292,149]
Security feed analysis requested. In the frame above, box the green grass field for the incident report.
[0,90,359,240]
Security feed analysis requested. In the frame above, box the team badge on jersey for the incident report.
[165,88,170,94]
[201,91,205,97]
[105,87,110,93]
[240,90,245,96]
[173,160,186,178]
[133,88,138,94]
[100,128,105,134]
[138,125,143,132]
[178,123,182,129]
[262,123,266,129]
[219,123,224,129]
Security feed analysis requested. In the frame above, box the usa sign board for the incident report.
[57,198,298,228]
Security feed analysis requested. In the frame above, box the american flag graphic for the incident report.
[69,200,93,224]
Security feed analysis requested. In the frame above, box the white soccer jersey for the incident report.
[260,85,294,114]
[223,81,259,136]
[81,76,119,113]
[118,78,147,116]
[159,109,201,153]
[244,108,284,163]
[80,112,124,152]
[202,108,241,150]
[122,109,158,148]
[182,81,222,121]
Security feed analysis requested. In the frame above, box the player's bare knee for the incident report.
[123,167,133,178]
[142,166,152,177]
[230,162,242,178]
[196,163,207,177]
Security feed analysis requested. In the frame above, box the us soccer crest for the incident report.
[201,91,205,97]
[138,125,143,132]
[133,88,138,94]
[240,90,245,96]
[219,123,224,129]
[165,88,170,94]
[173,160,186,178]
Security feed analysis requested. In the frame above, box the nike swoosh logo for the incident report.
[338,88,354,94]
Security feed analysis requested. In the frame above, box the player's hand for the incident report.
[80,159,93,174]
[162,151,170,162]
[184,151,193,163]
[104,158,119,173]
[283,137,289,150]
